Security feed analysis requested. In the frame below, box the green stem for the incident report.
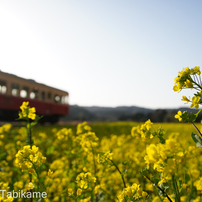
[190,78,202,90]
[27,119,33,202]
[172,175,180,202]
[144,175,173,202]
[109,159,126,188]
[153,186,163,201]
[90,141,97,177]
[28,119,32,149]
[191,122,202,138]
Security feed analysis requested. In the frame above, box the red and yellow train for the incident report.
[0,71,69,123]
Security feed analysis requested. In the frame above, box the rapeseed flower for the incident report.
[15,145,46,174]
[175,111,182,121]
[28,182,34,189]
[181,96,190,104]
[190,96,200,109]
[18,101,36,120]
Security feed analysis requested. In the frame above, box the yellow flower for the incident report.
[98,151,113,164]
[144,119,153,130]
[194,177,202,191]
[68,188,74,195]
[190,96,200,109]
[28,107,36,120]
[192,66,201,75]
[185,79,193,88]
[15,145,46,173]
[28,182,34,189]
[3,196,14,202]
[174,111,182,121]
[181,96,190,104]
[19,101,36,120]
[48,169,53,178]
[142,191,148,198]
[77,188,82,196]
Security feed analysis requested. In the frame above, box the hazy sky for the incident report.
[1,0,202,109]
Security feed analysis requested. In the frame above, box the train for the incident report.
[0,71,69,123]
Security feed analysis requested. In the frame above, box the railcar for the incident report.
[0,71,69,123]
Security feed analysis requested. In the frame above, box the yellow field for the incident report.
[1,120,202,202]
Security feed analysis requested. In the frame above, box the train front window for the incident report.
[64,95,68,104]
[61,95,69,104]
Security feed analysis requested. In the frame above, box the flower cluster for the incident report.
[131,119,154,141]
[56,128,72,140]
[76,121,92,135]
[118,183,148,201]
[173,66,201,92]
[75,172,96,190]
[76,131,99,152]
[0,124,12,140]
[97,151,113,164]
[0,182,14,202]
[18,101,36,120]
[15,145,46,174]
[173,66,202,109]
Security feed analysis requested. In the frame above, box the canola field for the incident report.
[1,114,202,202]
[2,64,202,202]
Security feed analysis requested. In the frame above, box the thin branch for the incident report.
[191,122,202,138]
[144,176,173,202]
[109,159,126,188]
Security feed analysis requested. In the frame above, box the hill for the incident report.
[60,105,202,122]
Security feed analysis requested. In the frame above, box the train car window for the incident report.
[34,90,38,99]
[30,89,38,99]
[12,89,18,96]
[20,87,29,98]
[11,83,19,96]
[30,92,35,99]
[47,92,51,100]
[54,95,60,103]
[41,91,45,100]
[20,90,27,98]
[1,86,7,94]
[0,80,7,94]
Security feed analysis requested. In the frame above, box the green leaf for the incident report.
[156,127,166,144]
[158,136,165,144]
[122,161,128,166]
[46,145,55,155]
[189,109,202,122]
[0,152,7,160]
[191,133,202,147]
[151,176,159,185]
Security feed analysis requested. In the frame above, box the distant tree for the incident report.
[148,109,167,122]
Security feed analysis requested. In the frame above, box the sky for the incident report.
[0,0,202,109]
